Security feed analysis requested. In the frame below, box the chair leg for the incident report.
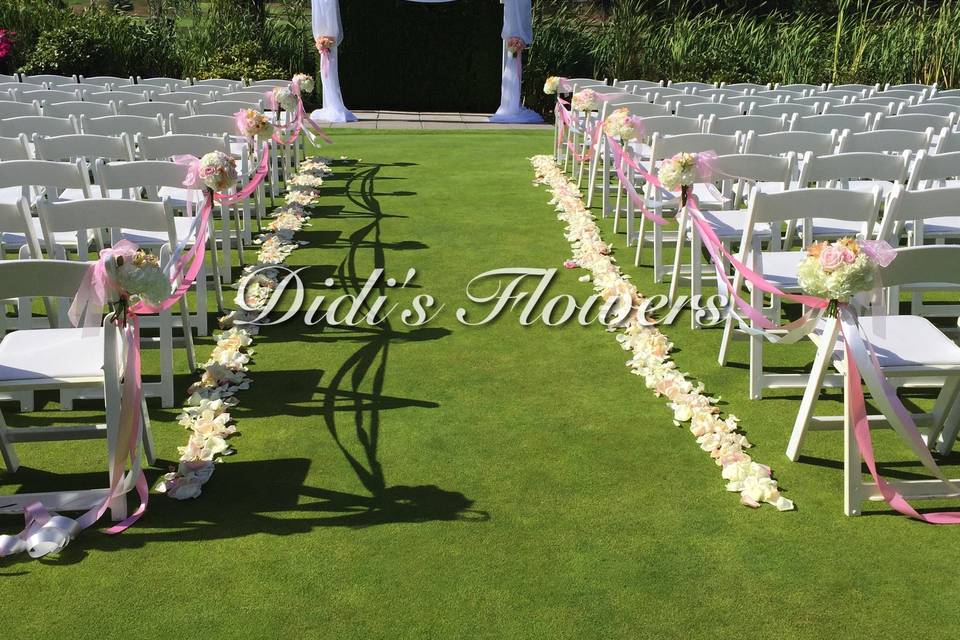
[931,376,960,454]
[748,285,764,400]
[652,216,664,280]
[586,138,600,208]
[669,206,689,304]
[109,492,128,522]
[0,409,20,473]
[600,148,610,218]
[689,224,702,330]
[937,398,960,456]
[786,317,840,461]
[177,299,197,375]
[140,396,156,466]
[718,311,736,366]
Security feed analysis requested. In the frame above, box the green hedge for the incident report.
[338,0,503,112]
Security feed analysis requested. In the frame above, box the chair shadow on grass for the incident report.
[311,161,485,522]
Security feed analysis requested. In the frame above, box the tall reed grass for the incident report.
[525,0,960,113]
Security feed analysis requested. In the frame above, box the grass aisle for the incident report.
[1,130,958,638]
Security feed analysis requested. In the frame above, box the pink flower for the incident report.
[563,260,578,269]
[818,245,843,272]
[840,247,856,264]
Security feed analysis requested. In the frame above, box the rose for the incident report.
[818,245,843,272]
[506,36,525,57]
[315,35,335,52]
[839,247,856,264]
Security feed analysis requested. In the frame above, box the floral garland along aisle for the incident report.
[156,155,336,499]
[531,155,794,511]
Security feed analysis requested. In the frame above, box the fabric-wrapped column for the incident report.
[489,0,543,124]
[311,0,357,123]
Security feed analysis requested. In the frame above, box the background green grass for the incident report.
[1,129,959,638]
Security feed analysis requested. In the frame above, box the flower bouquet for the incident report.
[602,107,644,141]
[271,85,297,113]
[506,36,525,57]
[109,248,171,322]
[315,35,335,53]
[234,108,273,141]
[797,237,896,315]
[198,151,238,193]
[571,89,598,112]
[292,73,314,93]
[658,152,713,206]
[543,76,560,95]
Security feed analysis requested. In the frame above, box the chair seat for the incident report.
[120,216,199,246]
[0,327,104,382]
[801,217,868,238]
[0,186,24,206]
[746,250,804,290]
[59,186,125,201]
[904,217,960,237]
[695,209,771,240]
[650,183,731,211]
[827,315,960,370]
[2,218,90,249]
[847,180,895,197]
[157,186,206,208]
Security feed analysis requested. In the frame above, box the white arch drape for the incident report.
[309,0,542,124]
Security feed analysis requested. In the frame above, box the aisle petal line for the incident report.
[531,155,794,511]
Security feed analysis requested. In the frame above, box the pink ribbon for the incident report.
[268,85,333,146]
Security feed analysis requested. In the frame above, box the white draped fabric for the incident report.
[310,0,541,124]
[310,0,356,123]
[490,0,541,124]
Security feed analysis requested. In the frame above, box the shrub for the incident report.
[19,7,180,78]
[191,43,287,82]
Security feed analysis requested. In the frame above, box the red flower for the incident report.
[0,30,15,60]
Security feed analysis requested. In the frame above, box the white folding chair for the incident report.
[42,101,116,119]
[717,187,881,399]
[587,99,670,210]
[20,74,77,86]
[136,76,190,90]
[875,112,955,133]
[80,114,165,140]
[611,115,704,237]
[877,182,960,319]
[838,128,932,155]
[0,101,40,119]
[137,132,242,268]
[676,101,746,119]
[790,113,871,134]
[704,114,787,136]
[14,89,81,105]
[80,75,134,87]
[823,102,888,120]
[672,152,795,327]
[0,260,153,524]
[84,90,145,106]
[37,197,188,408]
[169,114,260,247]
[0,158,93,266]
[33,133,134,198]
[192,99,264,117]
[787,246,960,517]
[191,78,243,92]
[96,159,222,332]
[634,132,740,277]
[119,100,191,121]
[754,102,817,119]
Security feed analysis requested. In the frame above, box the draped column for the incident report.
[310,0,357,123]
[489,0,543,124]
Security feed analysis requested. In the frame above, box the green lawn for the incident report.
[2,129,959,638]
